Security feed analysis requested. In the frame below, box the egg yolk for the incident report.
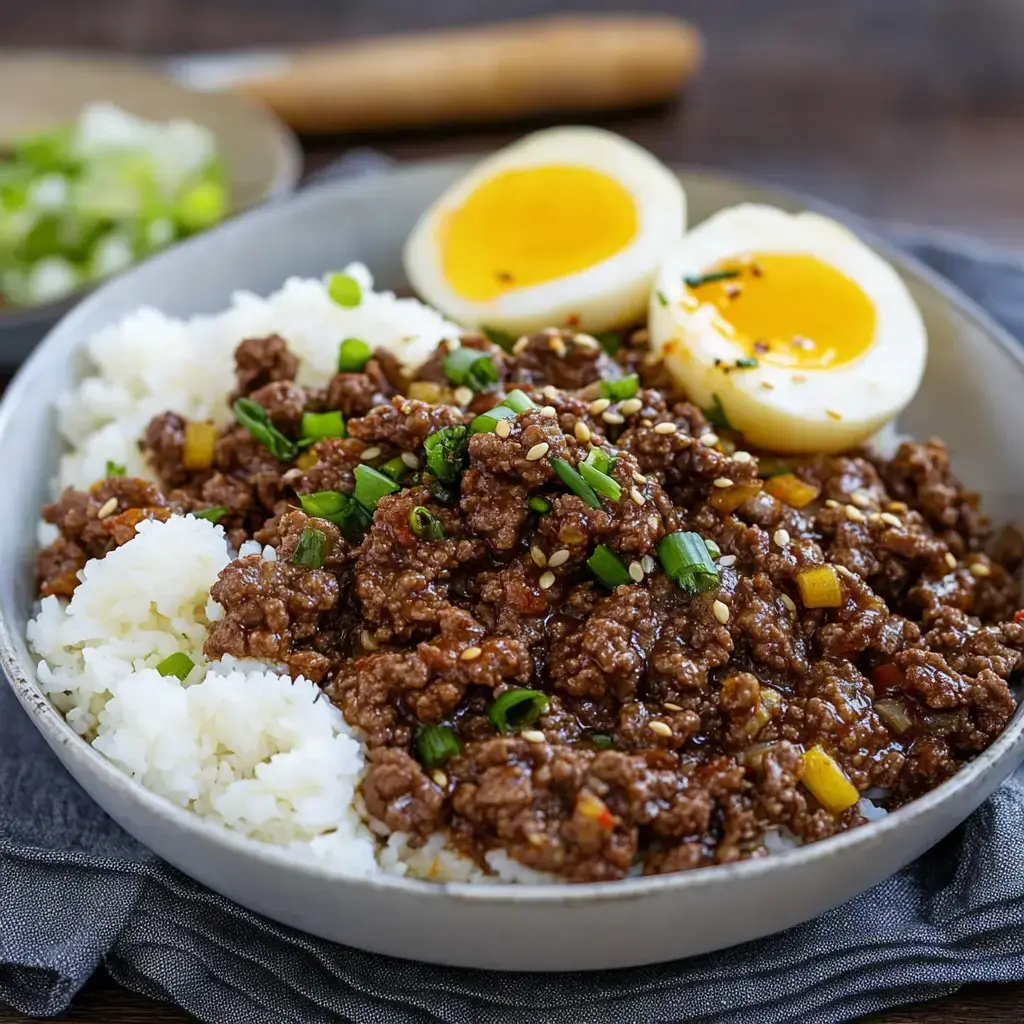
[691,254,876,369]
[440,165,638,301]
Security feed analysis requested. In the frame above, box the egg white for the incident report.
[648,204,927,454]
[404,126,686,336]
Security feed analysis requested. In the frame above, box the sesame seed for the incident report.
[649,720,673,738]
[527,832,545,846]
[732,451,753,463]
[868,513,883,525]
[851,490,873,508]
[630,487,646,506]
[97,497,118,519]
[647,514,660,530]
[513,336,530,355]
[712,599,730,624]
[845,504,865,523]
[631,329,650,344]
[944,552,957,570]
[530,546,547,567]
[454,386,474,407]
[495,418,511,438]
[548,337,568,356]
[619,398,643,415]
[825,499,840,508]
[573,333,599,350]
[970,562,991,578]
[539,571,556,590]
[713,477,734,488]
[718,554,738,567]
[792,374,808,384]
[461,646,483,661]
[835,564,856,579]
[888,501,909,513]
[521,729,547,743]
[602,411,625,425]
[653,421,678,435]
[548,549,570,568]
[880,512,902,528]
[780,594,797,613]
[663,702,683,712]
[431,770,448,789]
[626,473,645,489]
[574,421,592,443]
[773,529,791,548]
[826,409,843,421]
[641,554,656,573]
[542,385,559,401]
[761,381,775,391]
[628,561,645,583]
[360,629,379,651]
[401,452,419,469]
[526,442,550,461]
[360,447,382,461]
[540,405,558,419]
[589,398,611,414]
[701,433,720,446]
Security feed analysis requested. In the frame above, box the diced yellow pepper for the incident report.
[182,420,217,470]
[710,481,763,514]
[408,380,442,403]
[765,473,820,509]
[801,745,859,813]
[295,448,320,470]
[796,565,843,608]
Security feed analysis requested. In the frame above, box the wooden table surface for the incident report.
[3,0,1024,1020]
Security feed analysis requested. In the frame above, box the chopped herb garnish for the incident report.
[415,724,462,768]
[291,526,328,568]
[589,733,615,750]
[704,538,722,559]
[301,410,346,443]
[444,347,500,392]
[502,389,537,413]
[469,404,517,434]
[233,398,299,462]
[734,357,759,369]
[156,652,195,681]
[378,456,410,481]
[481,325,516,352]
[489,689,549,735]
[579,461,622,502]
[423,425,469,484]
[684,269,741,288]
[598,373,639,402]
[353,464,400,512]
[408,505,444,540]
[658,531,720,595]
[760,465,793,479]
[703,393,732,431]
[583,447,615,475]
[596,331,621,356]
[337,337,372,373]
[549,457,601,509]
[326,272,362,307]
[298,490,371,538]
[193,506,227,524]
[656,291,669,308]
[528,495,552,514]
[105,460,126,477]
[587,545,633,589]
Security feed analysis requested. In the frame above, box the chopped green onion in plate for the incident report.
[353,464,400,512]
[587,545,633,589]
[337,337,372,373]
[415,724,461,768]
[489,689,549,734]
[658,531,720,595]
[444,347,499,392]
[156,652,195,681]
[301,410,345,443]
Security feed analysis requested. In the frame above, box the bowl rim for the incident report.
[3,157,1024,906]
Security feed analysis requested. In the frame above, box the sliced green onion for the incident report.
[529,495,552,515]
[353,464,400,512]
[193,506,227,524]
[415,724,462,768]
[301,410,346,443]
[444,347,499,392]
[658,531,721,595]
[481,325,516,352]
[378,456,410,481]
[595,331,621,356]
[105,460,126,477]
[502,389,537,413]
[156,652,195,681]
[703,393,732,431]
[175,179,227,233]
[704,538,722,559]
[233,397,298,462]
[337,337,371,373]
[298,490,370,538]
[656,291,669,308]
[409,505,444,540]
[291,526,328,567]
[579,461,622,502]
[469,404,517,435]
[423,426,468,484]
[734,357,758,369]
[589,733,615,750]
[685,269,740,288]
[583,447,615,475]
[489,688,549,735]
[587,545,633,589]
[549,457,601,509]
[760,465,793,479]
[598,374,639,402]
[327,272,362,308]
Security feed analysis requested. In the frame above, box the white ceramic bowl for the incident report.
[2,163,1023,972]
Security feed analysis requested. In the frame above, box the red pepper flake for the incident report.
[1014,610,1024,623]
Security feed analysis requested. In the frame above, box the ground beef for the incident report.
[232,334,299,399]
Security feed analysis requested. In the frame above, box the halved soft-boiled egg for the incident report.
[404,127,686,336]
[648,204,926,454]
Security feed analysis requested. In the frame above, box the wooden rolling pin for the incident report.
[233,15,703,134]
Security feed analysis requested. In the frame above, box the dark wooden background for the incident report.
[3,0,1024,1020]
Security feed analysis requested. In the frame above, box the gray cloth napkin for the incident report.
[4,165,1024,1022]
